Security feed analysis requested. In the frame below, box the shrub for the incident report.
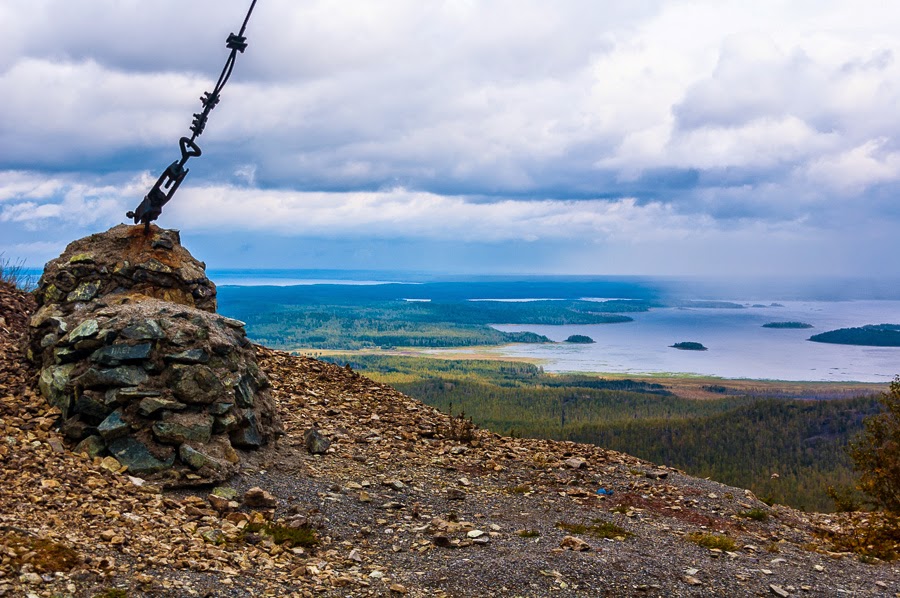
[738,508,769,522]
[849,376,900,512]
[687,532,737,551]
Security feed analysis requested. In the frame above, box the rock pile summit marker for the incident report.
[27,224,282,486]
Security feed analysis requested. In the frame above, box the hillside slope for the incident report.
[0,281,897,597]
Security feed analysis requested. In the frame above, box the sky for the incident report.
[2,0,900,277]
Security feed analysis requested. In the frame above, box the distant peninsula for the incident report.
[762,321,813,329]
[809,324,900,347]
[565,334,595,344]
[671,341,707,351]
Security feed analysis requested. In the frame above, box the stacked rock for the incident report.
[27,224,282,486]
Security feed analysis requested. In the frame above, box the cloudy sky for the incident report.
[2,0,900,276]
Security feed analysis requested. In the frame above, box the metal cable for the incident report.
[127,0,258,229]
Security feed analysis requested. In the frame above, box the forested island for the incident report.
[671,341,708,351]
[763,321,813,329]
[565,334,595,343]
[809,323,900,346]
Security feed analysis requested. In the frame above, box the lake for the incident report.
[477,300,900,382]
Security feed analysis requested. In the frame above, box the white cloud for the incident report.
[3,2,900,275]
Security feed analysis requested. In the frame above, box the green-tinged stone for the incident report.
[201,529,225,544]
[40,333,58,348]
[152,413,213,444]
[164,348,209,365]
[75,366,149,389]
[138,396,187,417]
[107,437,174,474]
[38,364,76,418]
[68,252,95,264]
[209,402,233,416]
[170,364,225,404]
[304,427,331,455]
[74,392,112,420]
[230,412,263,448]
[139,258,173,273]
[90,343,153,366]
[107,387,161,405]
[121,319,165,340]
[213,413,240,434]
[43,284,63,303]
[234,375,255,408]
[66,319,99,344]
[66,280,100,302]
[179,444,220,470]
[97,409,130,440]
[73,435,105,458]
[211,486,238,500]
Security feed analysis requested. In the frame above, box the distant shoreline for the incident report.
[289,344,890,388]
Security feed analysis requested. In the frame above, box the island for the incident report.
[809,324,900,347]
[565,334,595,344]
[671,342,708,351]
[762,322,813,329]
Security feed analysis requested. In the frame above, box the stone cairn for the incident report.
[27,224,282,486]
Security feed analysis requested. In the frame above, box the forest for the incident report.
[217,284,647,349]
[809,323,900,346]
[319,354,881,512]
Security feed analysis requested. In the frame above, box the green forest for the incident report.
[319,354,881,512]
[217,284,647,349]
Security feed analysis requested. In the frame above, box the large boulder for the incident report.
[27,224,282,486]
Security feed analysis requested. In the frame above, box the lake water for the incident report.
[463,300,900,382]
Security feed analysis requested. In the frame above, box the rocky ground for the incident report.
[1,279,898,597]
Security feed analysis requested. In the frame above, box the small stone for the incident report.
[769,585,790,598]
[467,529,485,538]
[107,437,174,474]
[348,549,363,563]
[212,486,238,500]
[90,342,153,366]
[73,435,106,458]
[244,486,277,508]
[646,469,668,479]
[684,568,699,576]
[138,396,187,417]
[684,576,702,586]
[179,444,221,470]
[458,477,471,486]
[359,491,372,503]
[206,494,231,513]
[813,565,824,572]
[76,365,149,388]
[121,320,165,340]
[152,412,213,444]
[432,535,451,547]
[164,349,210,365]
[98,409,130,440]
[304,427,332,454]
[389,584,408,594]
[384,479,405,490]
[560,536,591,551]
[446,488,466,500]
[565,457,587,469]
[67,318,99,344]
[66,280,100,302]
